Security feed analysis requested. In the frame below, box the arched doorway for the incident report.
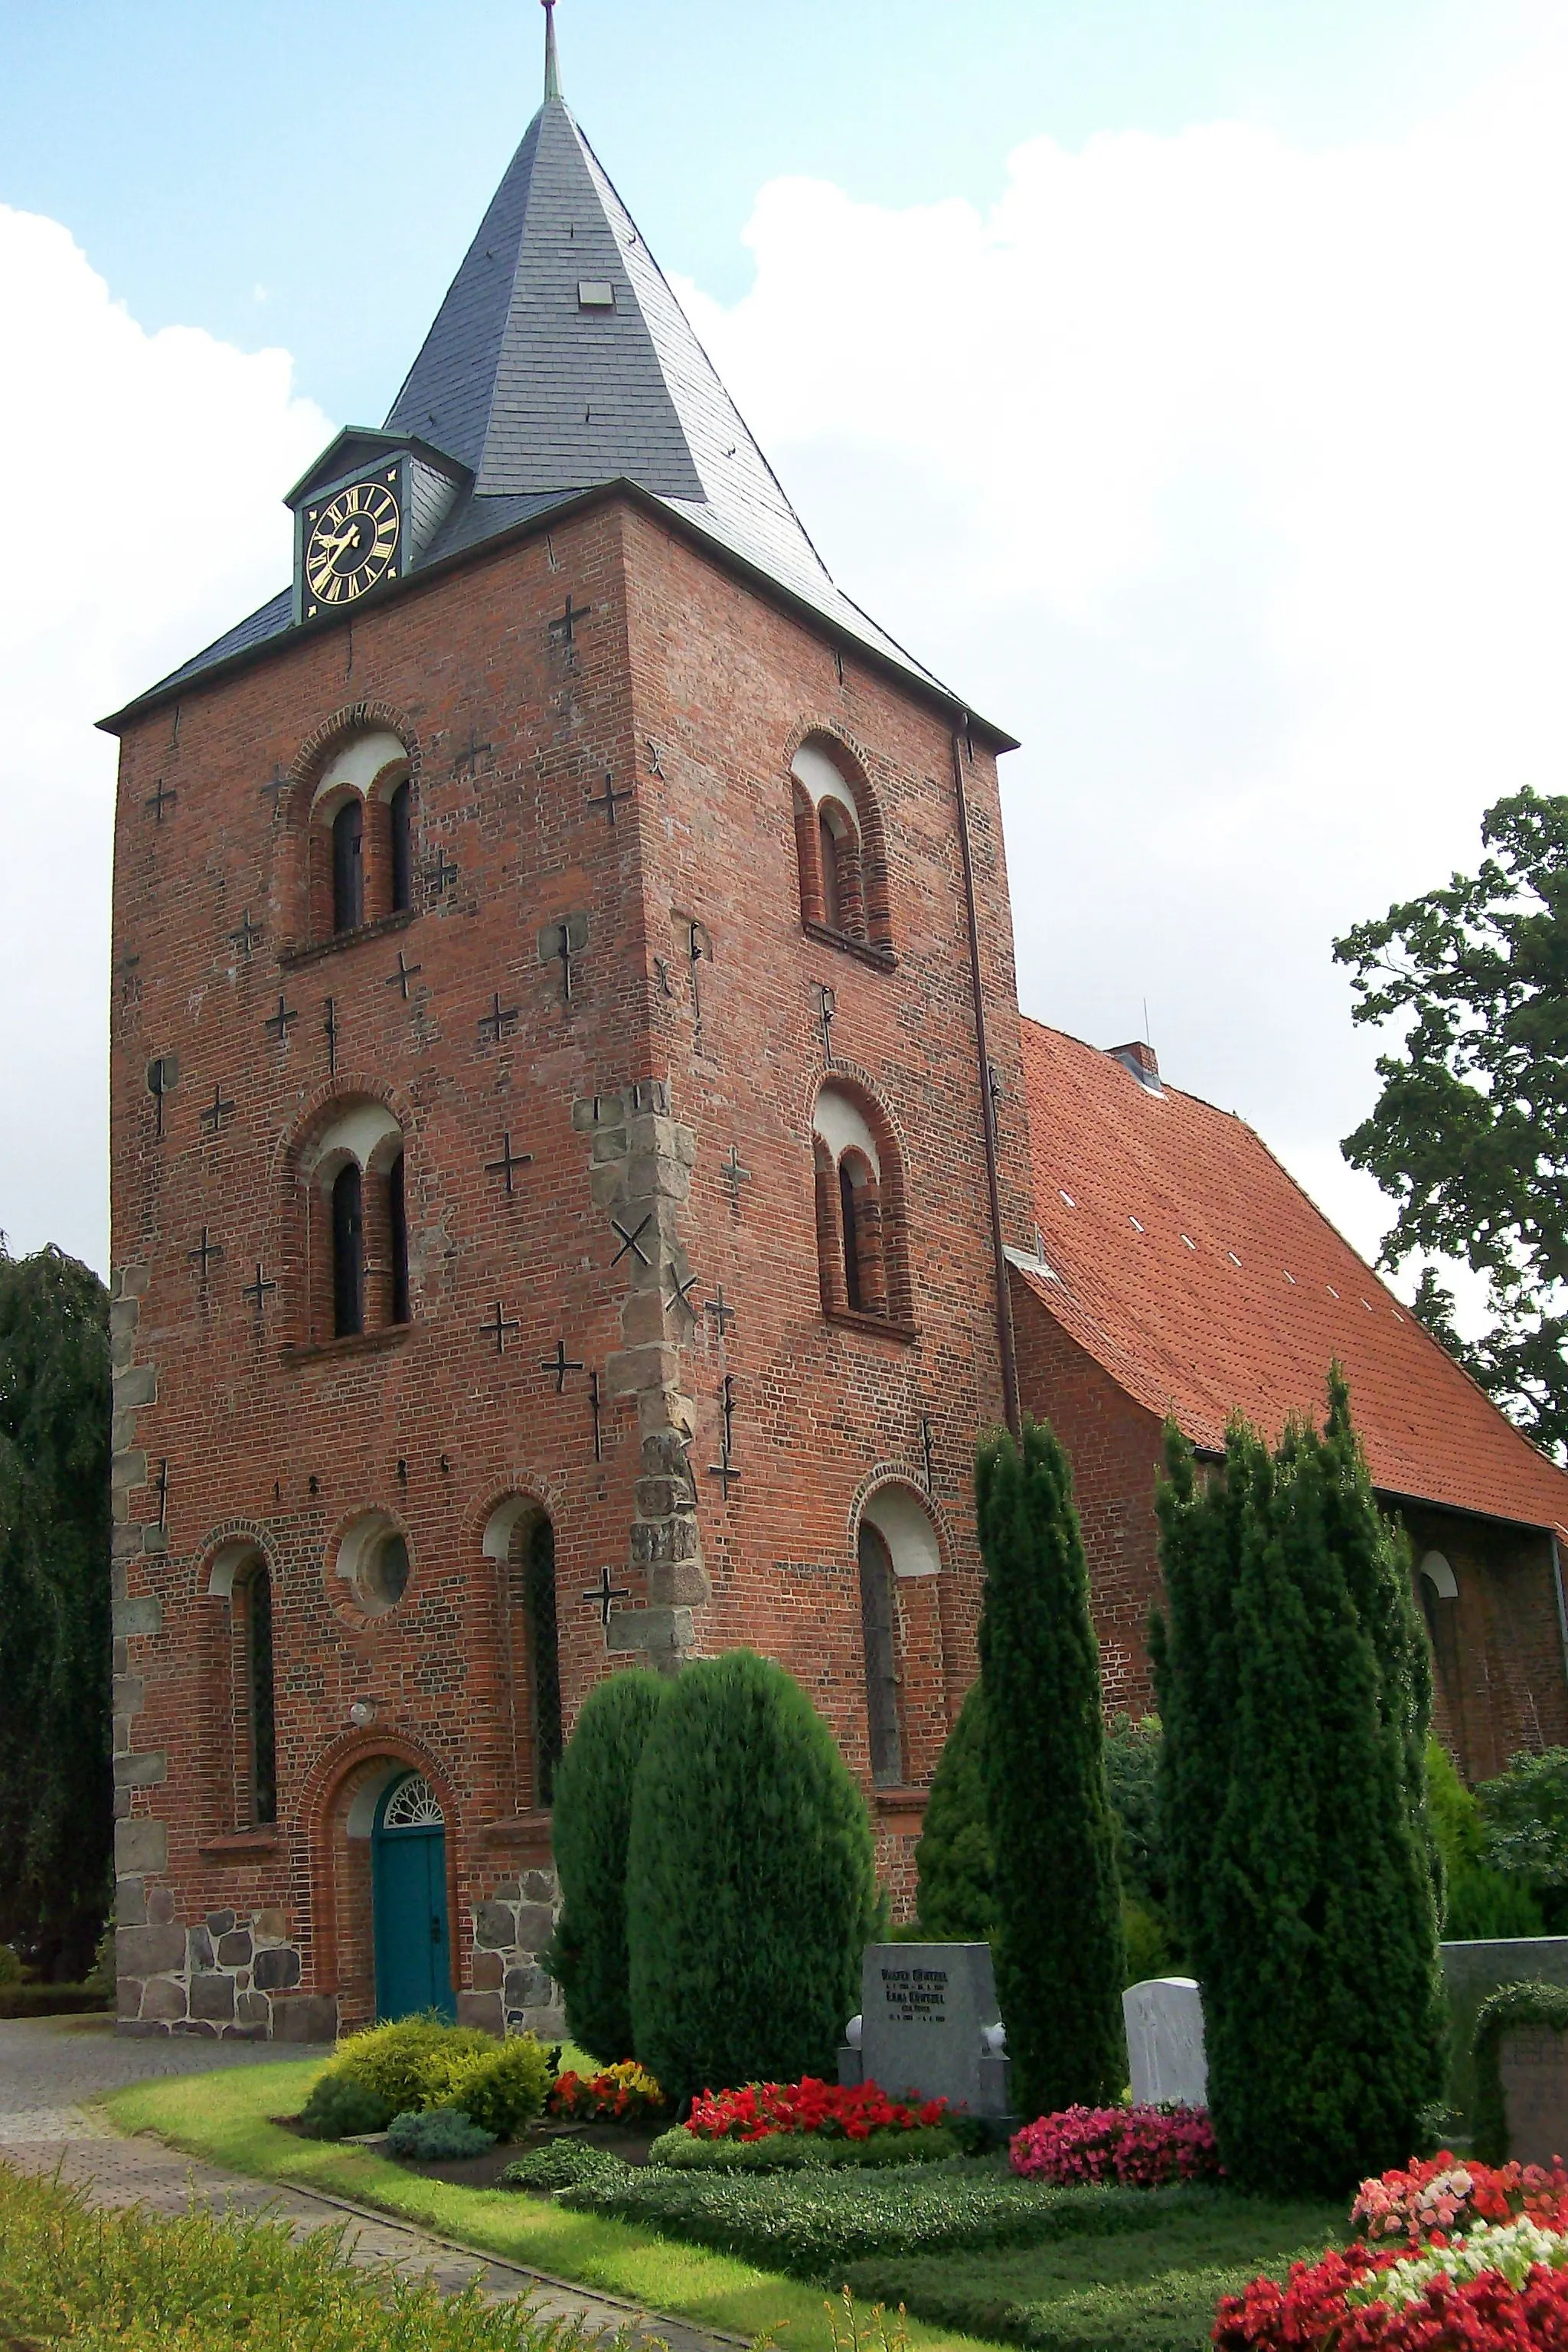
[371,1770,455,2020]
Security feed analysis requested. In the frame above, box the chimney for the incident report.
[1109,1039,1162,1093]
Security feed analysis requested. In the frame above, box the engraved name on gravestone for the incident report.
[838,1942,1012,2117]
[1122,1976,1208,2109]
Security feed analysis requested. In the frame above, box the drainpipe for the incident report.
[951,726,1021,1442]
[1550,1530,1568,1711]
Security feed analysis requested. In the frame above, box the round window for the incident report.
[334,1513,413,1619]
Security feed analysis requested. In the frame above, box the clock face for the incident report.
[302,475,401,612]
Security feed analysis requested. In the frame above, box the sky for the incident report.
[4,0,1568,1302]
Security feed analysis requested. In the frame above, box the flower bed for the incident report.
[546,2061,665,2125]
[1350,2152,1568,2244]
[684,2078,947,2143]
[1008,2103,1222,2188]
[1216,2153,1568,2349]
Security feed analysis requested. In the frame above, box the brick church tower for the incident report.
[104,6,1028,2040]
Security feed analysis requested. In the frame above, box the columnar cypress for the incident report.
[913,1680,995,1939]
[546,1668,667,2061]
[626,1650,881,2102]
[977,1417,1125,2117]
[0,1246,111,1981]
[1152,1378,1445,2196]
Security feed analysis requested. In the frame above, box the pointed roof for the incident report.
[112,29,999,732]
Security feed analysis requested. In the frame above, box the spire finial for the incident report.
[542,0,561,100]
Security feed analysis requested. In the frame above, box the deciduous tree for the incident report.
[1334,788,1568,1455]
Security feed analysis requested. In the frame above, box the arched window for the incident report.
[482,1501,564,1809]
[858,1521,903,1786]
[332,798,364,933]
[332,1162,364,1337]
[389,778,413,914]
[791,740,888,952]
[299,1098,410,1346]
[839,1159,862,1311]
[819,808,844,931]
[242,1560,278,1825]
[309,730,413,940]
[812,1084,907,1328]
[207,1541,278,1829]
[388,1150,410,1325]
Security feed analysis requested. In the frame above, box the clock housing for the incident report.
[295,459,408,622]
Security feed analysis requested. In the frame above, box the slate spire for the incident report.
[377,47,941,681]
[542,0,561,103]
[126,14,970,714]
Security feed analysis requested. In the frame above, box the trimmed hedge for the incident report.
[1472,1976,1568,2163]
[558,2162,1213,2275]
[0,1984,108,2019]
[642,2124,960,2172]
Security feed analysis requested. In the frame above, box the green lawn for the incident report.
[102,2063,1341,2352]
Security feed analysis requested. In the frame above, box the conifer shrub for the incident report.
[626,1649,882,2102]
[501,2139,630,2193]
[1428,1737,1545,1939]
[547,1667,668,2061]
[385,2107,496,2161]
[436,2034,552,2140]
[296,2072,396,2141]
[913,1681,995,1939]
[976,1416,1125,2117]
[1152,1373,1446,2196]
[328,2016,493,2114]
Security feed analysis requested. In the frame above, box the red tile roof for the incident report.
[1015,1018,1568,1533]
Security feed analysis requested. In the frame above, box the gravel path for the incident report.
[0,2015,737,2350]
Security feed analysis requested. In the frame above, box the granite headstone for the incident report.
[838,1942,1012,2118]
[1122,1977,1207,2108]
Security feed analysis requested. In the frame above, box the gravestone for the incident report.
[1122,1977,1207,2108]
[837,1942,1012,2118]
[1498,2021,1568,2165]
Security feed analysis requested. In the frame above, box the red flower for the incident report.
[684,2077,950,2141]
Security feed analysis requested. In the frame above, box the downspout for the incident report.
[952,726,1021,1441]
[1550,1530,1568,1711]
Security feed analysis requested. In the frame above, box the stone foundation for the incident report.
[459,1868,567,2040]
[115,1895,329,2040]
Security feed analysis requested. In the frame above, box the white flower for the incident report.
[1348,2216,1568,2311]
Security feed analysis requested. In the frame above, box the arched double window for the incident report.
[482,1500,564,1810]
[302,1099,410,1343]
[311,732,415,942]
[812,1083,911,1329]
[791,740,890,954]
[209,1543,277,1828]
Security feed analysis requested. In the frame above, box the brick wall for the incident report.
[107,494,1028,2028]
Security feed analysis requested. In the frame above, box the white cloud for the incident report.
[678,36,1568,1296]
[0,207,328,1274]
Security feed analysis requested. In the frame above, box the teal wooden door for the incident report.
[371,1773,455,2021]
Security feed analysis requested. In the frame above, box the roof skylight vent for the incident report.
[577,280,616,310]
[1285,1271,1296,1285]
[1327,1285,1340,1299]
[1060,1189,1076,1208]
[1227,1251,1243,1267]
[1181,1233,1196,1250]
[1129,1215,1144,1233]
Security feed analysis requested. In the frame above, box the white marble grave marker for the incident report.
[1122,1976,1207,2108]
